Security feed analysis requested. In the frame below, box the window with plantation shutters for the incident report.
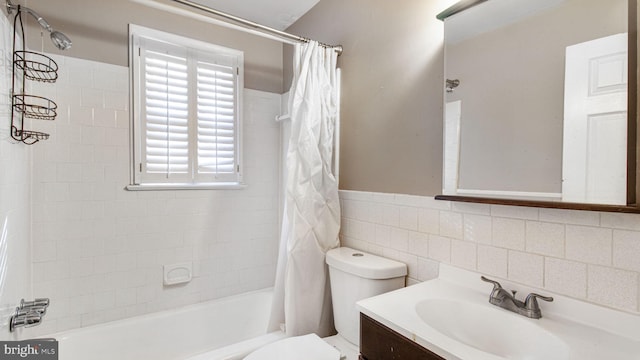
[129,25,244,189]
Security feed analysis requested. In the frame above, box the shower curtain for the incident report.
[268,41,341,337]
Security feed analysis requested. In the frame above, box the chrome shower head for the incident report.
[6,0,73,50]
[50,31,72,50]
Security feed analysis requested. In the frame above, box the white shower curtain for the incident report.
[268,41,341,337]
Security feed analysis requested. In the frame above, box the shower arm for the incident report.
[6,1,53,33]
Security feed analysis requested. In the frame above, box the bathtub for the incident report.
[45,288,286,360]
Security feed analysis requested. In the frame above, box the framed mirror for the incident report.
[436,0,640,213]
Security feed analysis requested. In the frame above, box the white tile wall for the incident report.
[340,190,640,314]
[0,11,32,340]
[477,245,508,278]
[525,221,565,257]
[587,265,638,311]
[613,230,640,272]
[26,54,281,335]
[566,226,612,266]
[544,258,587,298]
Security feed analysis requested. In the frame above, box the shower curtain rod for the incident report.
[169,0,343,55]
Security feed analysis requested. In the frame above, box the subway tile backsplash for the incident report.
[339,190,640,314]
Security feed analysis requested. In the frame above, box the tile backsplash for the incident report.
[339,190,640,314]
[26,54,281,336]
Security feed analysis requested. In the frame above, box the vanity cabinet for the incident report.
[359,313,444,360]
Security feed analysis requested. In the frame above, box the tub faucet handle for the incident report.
[23,306,47,316]
[20,298,49,309]
[15,306,47,317]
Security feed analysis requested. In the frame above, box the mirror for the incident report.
[439,0,637,209]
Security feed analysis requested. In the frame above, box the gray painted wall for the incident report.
[286,0,456,195]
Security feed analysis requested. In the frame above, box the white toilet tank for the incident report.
[326,247,407,346]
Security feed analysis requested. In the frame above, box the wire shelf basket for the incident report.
[13,51,58,83]
[12,128,50,145]
[12,94,57,120]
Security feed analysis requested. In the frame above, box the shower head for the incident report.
[50,31,72,50]
[6,0,73,50]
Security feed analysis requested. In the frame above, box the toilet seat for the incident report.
[244,333,341,360]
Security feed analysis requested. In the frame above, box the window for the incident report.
[129,25,244,189]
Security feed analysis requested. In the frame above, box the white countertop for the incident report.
[357,264,640,360]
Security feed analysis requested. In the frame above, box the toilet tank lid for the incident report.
[325,247,407,279]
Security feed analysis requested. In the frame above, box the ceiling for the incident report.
[191,0,321,30]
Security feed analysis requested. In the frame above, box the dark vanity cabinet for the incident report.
[359,313,445,360]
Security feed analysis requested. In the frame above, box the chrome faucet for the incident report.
[481,276,553,319]
[19,298,49,315]
[10,309,42,331]
[9,298,50,332]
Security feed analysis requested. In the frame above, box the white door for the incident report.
[562,33,627,205]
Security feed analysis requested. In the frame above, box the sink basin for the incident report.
[358,264,640,360]
[415,298,570,359]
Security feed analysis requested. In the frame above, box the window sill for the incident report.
[126,183,248,191]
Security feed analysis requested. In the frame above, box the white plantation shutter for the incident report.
[196,56,238,181]
[130,26,243,187]
[142,45,190,181]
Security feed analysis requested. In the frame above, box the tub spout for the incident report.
[9,298,51,332]
[10,310,42,332]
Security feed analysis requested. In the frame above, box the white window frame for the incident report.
[127,24,245,190]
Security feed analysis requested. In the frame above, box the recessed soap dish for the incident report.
[163,262,192,286]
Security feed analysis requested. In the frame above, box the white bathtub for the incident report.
[45,288,286,360]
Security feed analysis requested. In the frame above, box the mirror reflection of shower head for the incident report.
[6,0,72,50]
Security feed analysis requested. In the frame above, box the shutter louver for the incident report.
[143,50,190,178]
[197,61,237,179]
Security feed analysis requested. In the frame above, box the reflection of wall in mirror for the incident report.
[445,0,627,198]
[443,100,461,194]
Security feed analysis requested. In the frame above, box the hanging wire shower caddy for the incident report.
[9,5,59,145]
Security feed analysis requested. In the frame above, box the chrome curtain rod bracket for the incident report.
[170,0,343,55]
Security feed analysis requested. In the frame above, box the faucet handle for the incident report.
[20,298,49,309]
[17,306,47,316]
[525,293,553,305]
[480,276,503,292]
[524,293,554,318]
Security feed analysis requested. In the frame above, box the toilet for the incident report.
[245,247,407,360]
